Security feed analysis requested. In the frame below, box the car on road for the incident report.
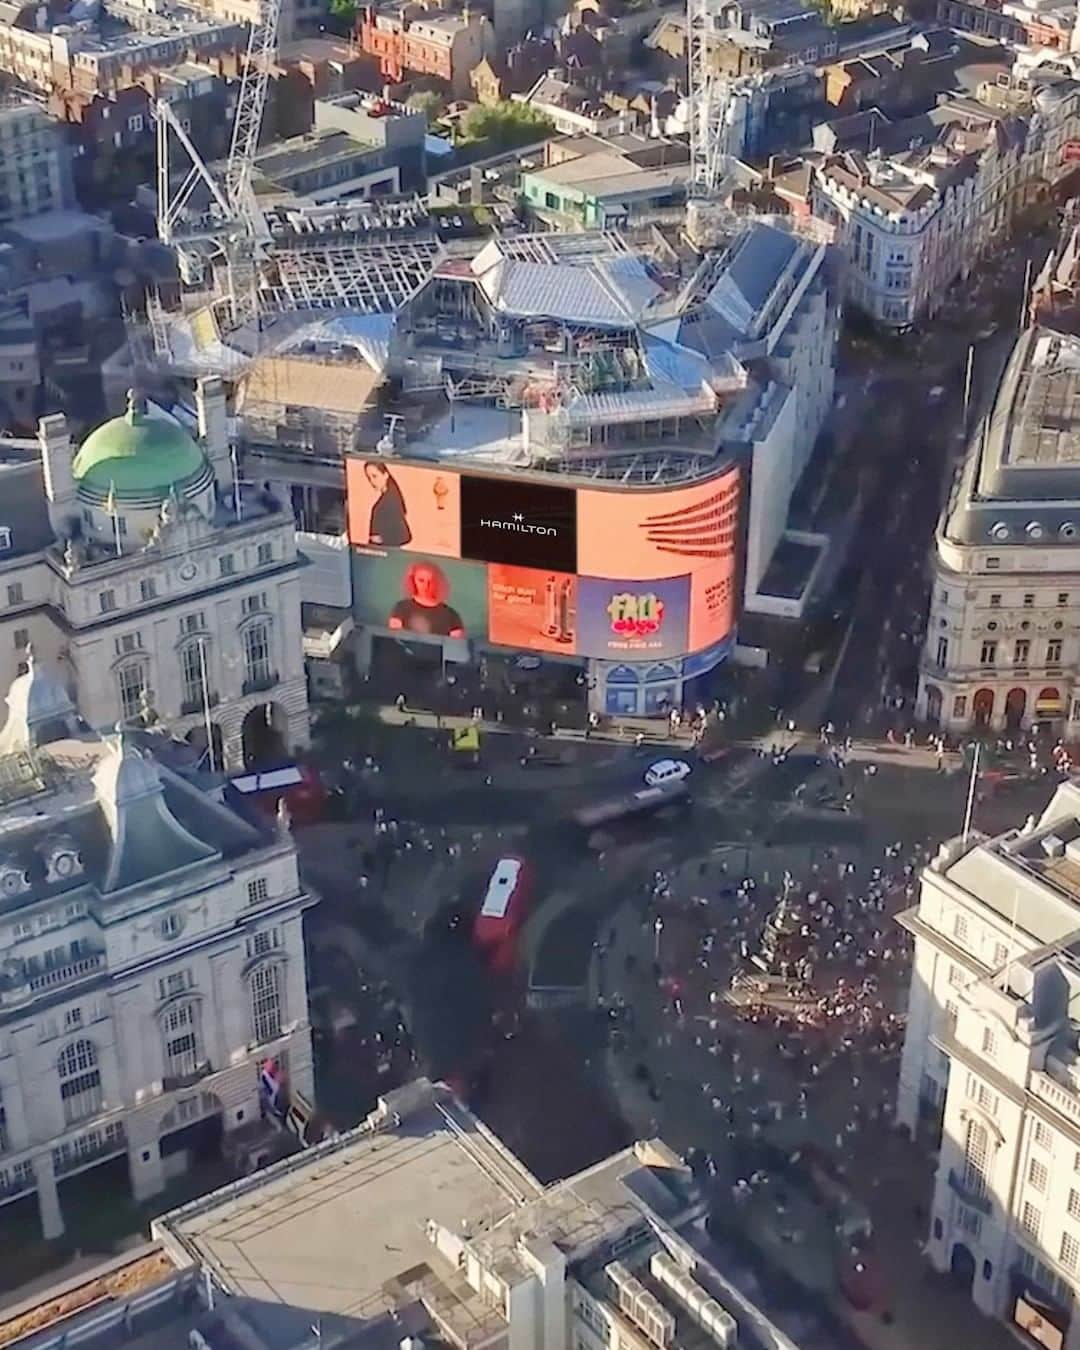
[644,758,692,788]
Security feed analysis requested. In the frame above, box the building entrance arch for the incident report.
[1004,688,1027,730]
[242,702,288,768]
[925,685,942,727]
[973,688,995,727]
[949,1242,976,1293]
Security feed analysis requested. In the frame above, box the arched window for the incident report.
[162,1001,201,1079]
[58,1039,102,1124]
[250,963,282,1044]
[242,621,273,692]
[962,1118,989,1197]
[116,660,148,722]
[179,640,210,712]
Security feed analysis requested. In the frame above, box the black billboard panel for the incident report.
[460,475,578,572]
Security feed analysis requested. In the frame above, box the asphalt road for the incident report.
[822,228,1057,735]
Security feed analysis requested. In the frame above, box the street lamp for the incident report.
[653,915,664,963]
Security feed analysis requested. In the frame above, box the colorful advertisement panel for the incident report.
[576,575,690,660]
[352,550,488,640]
[576,472,740,580]
[488,566,578,653]
[347,457,740,660]
[347,460,461,558]
[689,558,737,654]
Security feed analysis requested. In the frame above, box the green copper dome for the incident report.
[72,392,209,497]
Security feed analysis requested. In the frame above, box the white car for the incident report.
[644,759,692,788]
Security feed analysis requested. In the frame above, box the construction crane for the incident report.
[686,0,732,200]
[155,0,282,327]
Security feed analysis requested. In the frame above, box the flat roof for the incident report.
[155,1084,541,1321]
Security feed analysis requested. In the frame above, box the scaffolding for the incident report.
[260,240,444,315]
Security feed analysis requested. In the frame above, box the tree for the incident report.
[327,0,357,22]
[458,100,552,148]
[406,89,445,122]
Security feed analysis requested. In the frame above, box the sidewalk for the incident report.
[375,703,700,750]
[370,704,967,772]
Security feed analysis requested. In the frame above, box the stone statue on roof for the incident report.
[136,685,160,729]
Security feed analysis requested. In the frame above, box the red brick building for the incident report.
[359,6,492,96]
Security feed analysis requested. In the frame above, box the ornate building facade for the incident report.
[0,660,315,1240]
[0,379,309,769]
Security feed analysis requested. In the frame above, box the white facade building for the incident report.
[0,660,315,1241]
[917,327,1080,736]
[896,779,1080,1347]
[0,379,309,769]
[812,78,1080,331]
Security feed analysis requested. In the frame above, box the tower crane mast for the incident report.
[156,0,282,326]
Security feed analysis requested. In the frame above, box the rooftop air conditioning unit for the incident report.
[1042,834,1066,858]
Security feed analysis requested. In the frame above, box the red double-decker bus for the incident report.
[473,856,530,968]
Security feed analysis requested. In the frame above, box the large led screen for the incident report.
[347,461,461,558]
[577,476,740,580]
[347,458,740,660]
[351,550,488,640]
[460,475,577,572]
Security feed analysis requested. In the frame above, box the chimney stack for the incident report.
[196,377,233,500]
[38,412,78,539]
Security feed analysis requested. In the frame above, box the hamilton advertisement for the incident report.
[346,458,739,661]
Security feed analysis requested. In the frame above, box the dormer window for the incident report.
[0,863,31,899]
[0,527,11,552]
[43,838,84,885]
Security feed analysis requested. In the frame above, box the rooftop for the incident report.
[944,327,1080,547]
[155,1081,541,1322]
[254,129,383,186]
[0,460,55,561]
[0,675,271,916]
[927,779,1080,946]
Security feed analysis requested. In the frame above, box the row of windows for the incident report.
[114,619,274,719]
[8,901,88,942]
[101,546,276,616]
[44,970,285,1127]
[968,638,1065,668]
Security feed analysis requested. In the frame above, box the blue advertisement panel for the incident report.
[682,633,736,680]
[352,550,488,640]
[576,575,690,660]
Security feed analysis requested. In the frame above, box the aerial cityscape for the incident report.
[7,0,1080,1345]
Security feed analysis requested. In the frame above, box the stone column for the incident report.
[33,1150,64,1241]
[127,1124,166,1203]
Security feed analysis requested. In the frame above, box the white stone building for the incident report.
[0,103,72,226]
[0,660,315,1241]
[811,77,1080,332]
[895,779,1080,1347]
[0,379,309,769]
[916,326,1080,736]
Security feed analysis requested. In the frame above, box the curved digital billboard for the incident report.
[347,458,739,661]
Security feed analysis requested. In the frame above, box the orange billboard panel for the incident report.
[346,459,461,558]
[577,469,739,581]
[488,565,577,653]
